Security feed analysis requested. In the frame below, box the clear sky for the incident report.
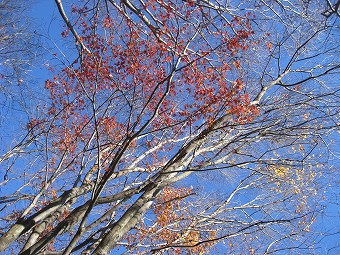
[5,0,338,254]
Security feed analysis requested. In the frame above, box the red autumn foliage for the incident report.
[39,10,257,154]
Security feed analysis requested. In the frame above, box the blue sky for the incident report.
[1,0,337,254]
